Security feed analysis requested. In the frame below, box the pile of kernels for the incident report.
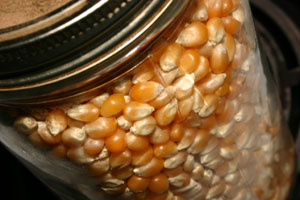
[14,0,294,199]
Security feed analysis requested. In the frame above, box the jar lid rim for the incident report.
[0,0,138,77]
[0,0,189,106]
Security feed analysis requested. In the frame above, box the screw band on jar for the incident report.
[13,0,295,199]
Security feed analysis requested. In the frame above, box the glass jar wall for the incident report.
[0,0,295,199]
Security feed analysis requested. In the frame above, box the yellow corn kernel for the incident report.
[164,151,188,169]
[61,127,86,147]
[149,126,170,144]
[192,88,205,114]
[196,40,214,58]
[179,49,200,74]
[133,157,164,177]
[177,128,197,150]
[37,122,61,144]
[215,82,230,96]
[188,129,211,154]
[125,132,149,151]
[198,94,219,117]
[177,22,208,48]
[183,154,195,172]
[232,0,240,11]
[149,86,175,109]
[130,116,156,136]
[175,95,194,122]
[149,173,169,194]
[173,74,195,100]
[205,0,222,18]
[223,33,236,62]
[154,99,178,126]
[98,173,125,190]
[153,140,178,158]
[222,16,241,35]
[67,117,85,128]
[131,81,164,103]
[124,95,132,104]
[14,116,37,135]
[222,0,233,16]
[45,109,67,135]
[154,67,179,86]
[88,158,110,176]
[67,103,100,122]
[109,149,131,169]
[170,123,184,142]
[98,147,110,160]
[90,93,109,108]
[105,129,127,153]
[183,111,203,128]
[127,175,150,193]
[168,172,191,188]
[163,165,183,177]
[117,115,133,130]
[123,101,154,121]
[111,165,133,180]
[192,162,205,181]
[210,44,229,74]
[197,73,226,94]
[84,117,117,139]
[206,17,225,43]
[131,146,153,166]
[194,55,210,82]
[199,114,217,130]
[192,1,208,21]
[67,146,95,164]
[113,78,132,95]
[159,43,183,72]
[100,94,125,117]
[84,137,104,155]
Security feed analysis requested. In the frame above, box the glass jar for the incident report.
[0,0,295,199]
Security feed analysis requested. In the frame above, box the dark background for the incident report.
[1,0,300,199]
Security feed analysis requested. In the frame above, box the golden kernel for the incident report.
[100,94,125,117]
[177,22,208,48]
[131,81,164,103]
[149,173,169,194]
[84,117,117,139]
[105,129,127,153]
[67,103,100,122]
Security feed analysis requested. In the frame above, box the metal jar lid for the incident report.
[0,0,189,106]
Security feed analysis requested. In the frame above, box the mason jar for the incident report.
[0,0,295,199]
